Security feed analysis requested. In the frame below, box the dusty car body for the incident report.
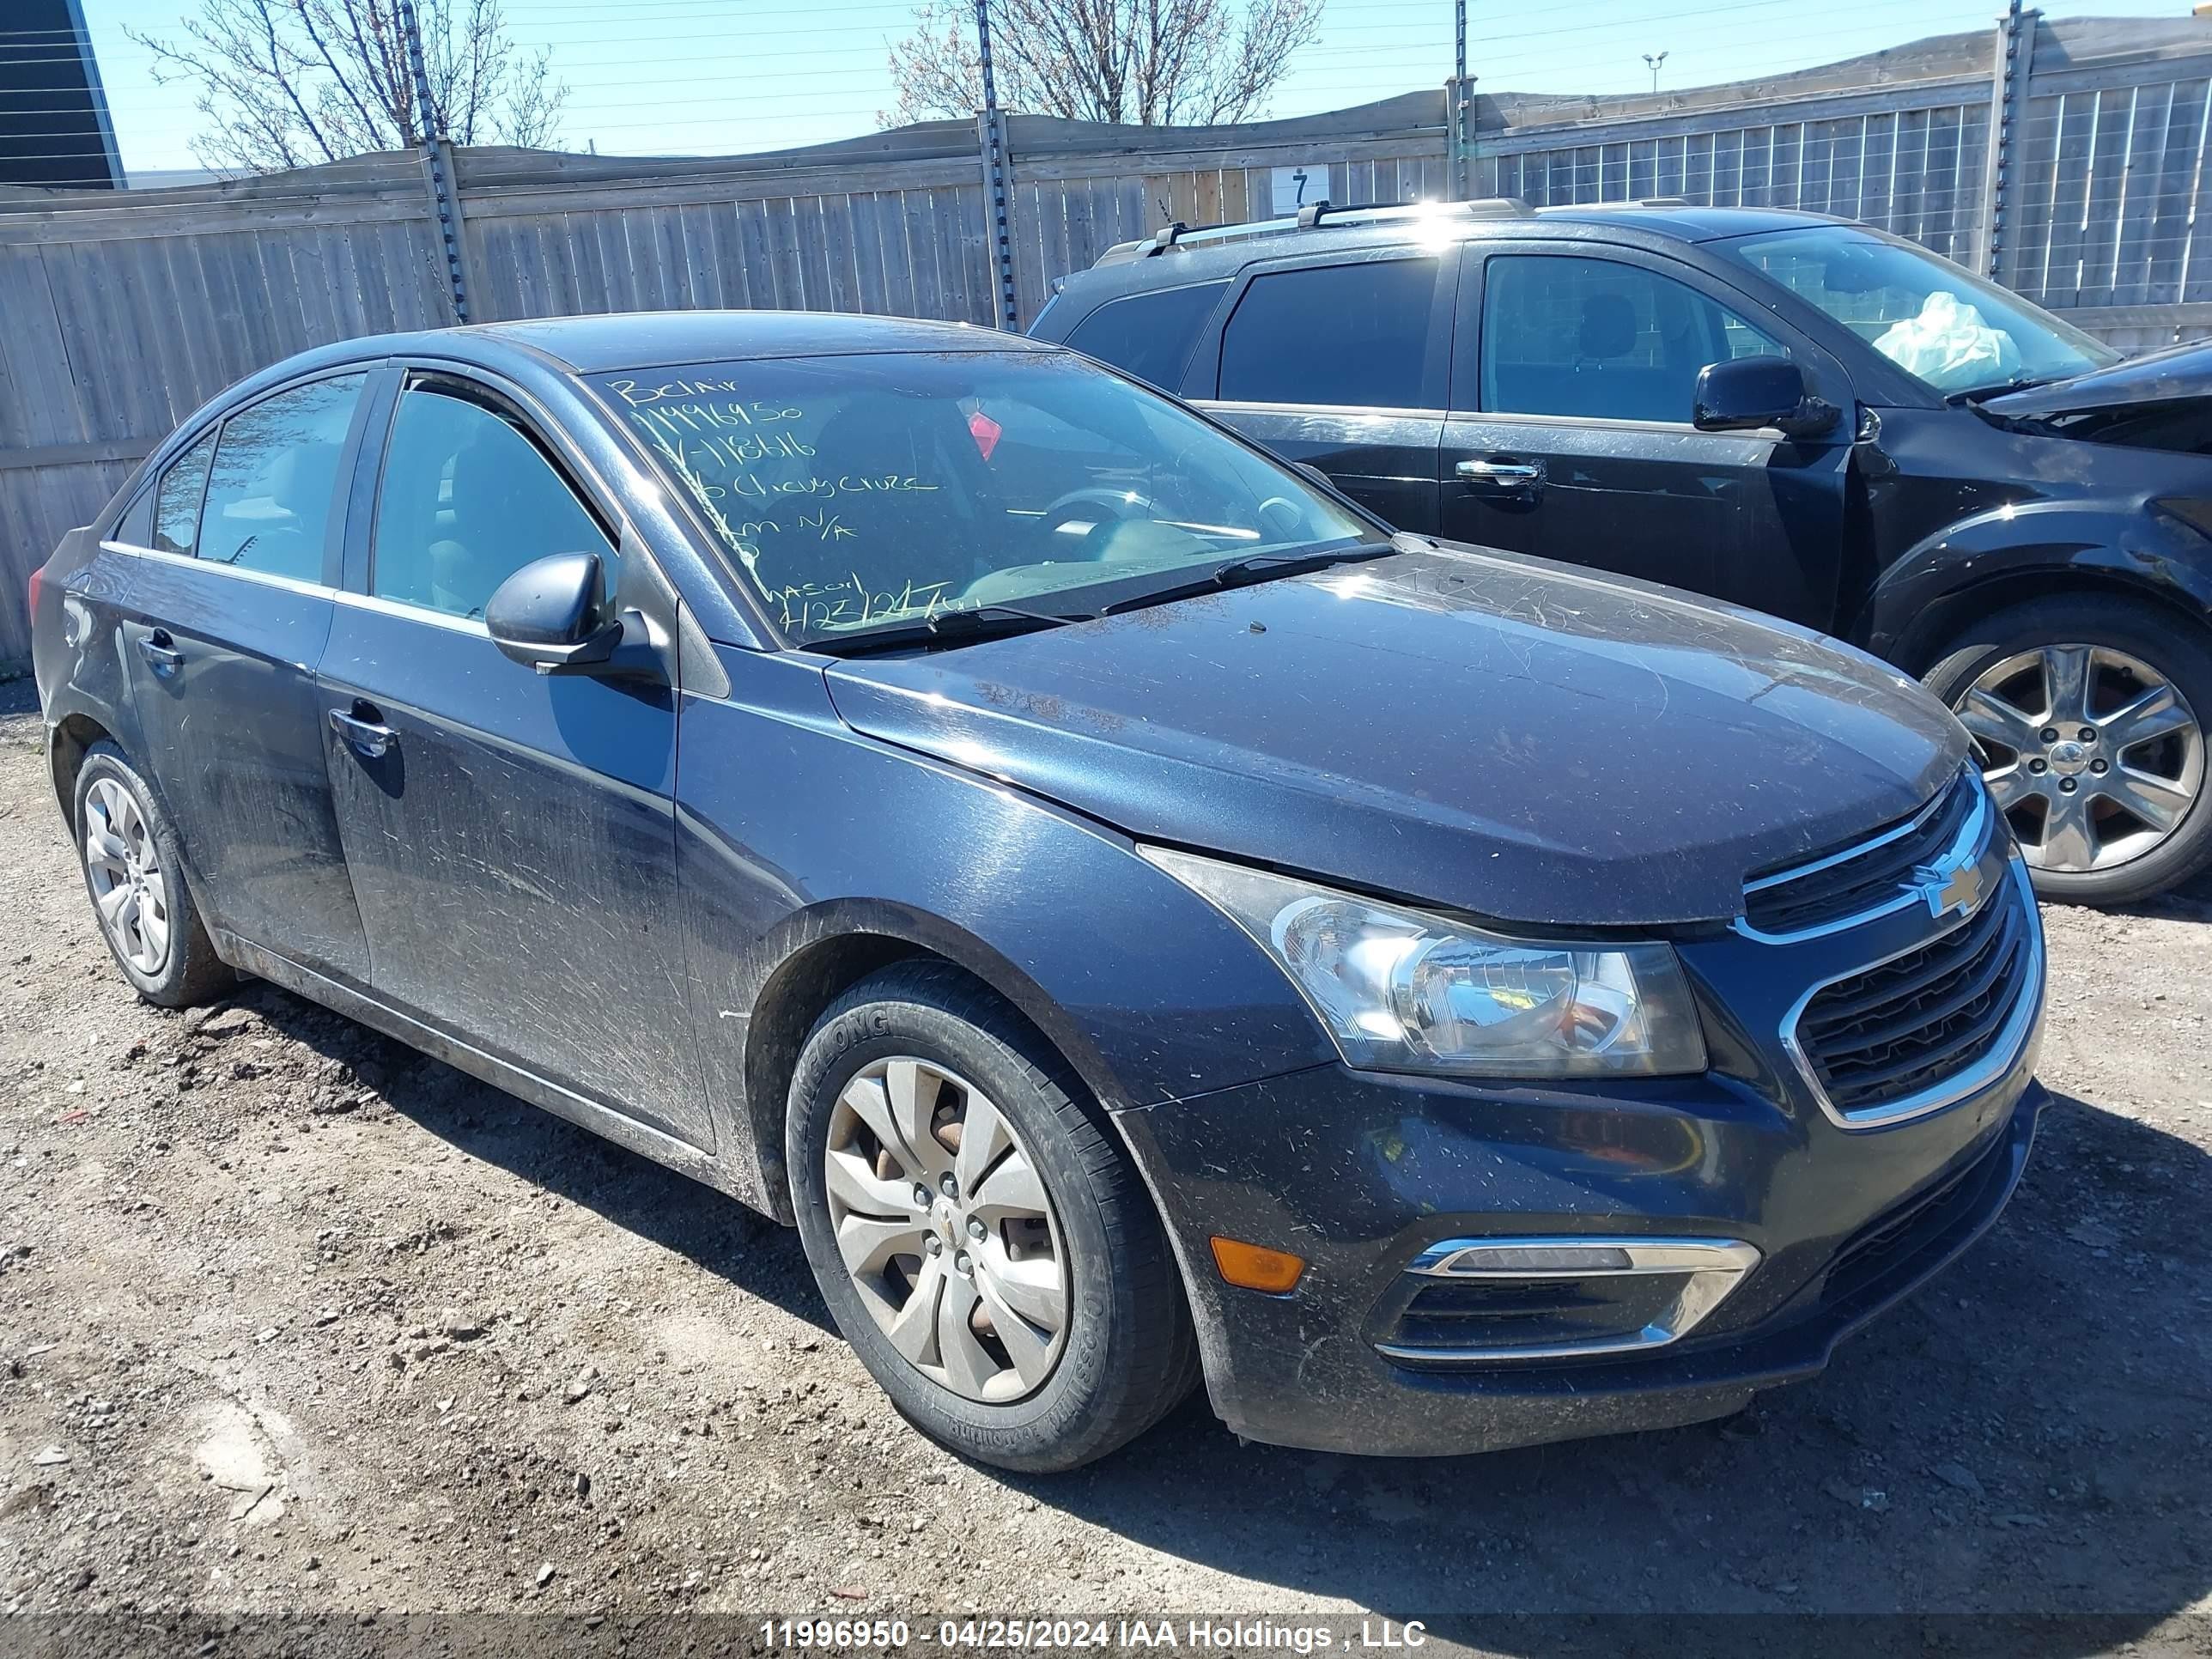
[30,313,2046,1470]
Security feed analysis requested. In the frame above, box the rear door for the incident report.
[1190,248,1455,532]
[315,367,707,1149]
[117,370,379,982]
[1441,246,1853,628]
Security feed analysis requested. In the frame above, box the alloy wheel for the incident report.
[83,777,172,975]
[821,1056,1069,1403]
[1953,643,2205,873]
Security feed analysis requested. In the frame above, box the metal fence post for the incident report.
[398,0,471,325]
[1981,0,2038,281]
[973,0,1022,330]
[1451,0,1470,198]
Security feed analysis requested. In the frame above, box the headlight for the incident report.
[1142,848,1708,1079]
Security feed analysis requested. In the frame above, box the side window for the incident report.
[151,432,213,556]
[1218,259,1440,410]
[197,374,366,580]
[372,380,616,622]
[1063,282,1226,391]
[1480,255,1789,424]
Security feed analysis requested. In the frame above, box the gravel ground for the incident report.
[3,673,2210,1650]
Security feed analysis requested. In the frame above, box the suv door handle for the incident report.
[136,629,184,674]
[1455,458,1546,489]
[328,702,396,760]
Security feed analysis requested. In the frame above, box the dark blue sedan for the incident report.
[29,313,2046,1470]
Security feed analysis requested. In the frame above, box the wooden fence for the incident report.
[2,12,2209,660]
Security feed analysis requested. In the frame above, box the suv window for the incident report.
[372,380,616,622]
[196,374,366,580]
[1480,255,1786,424]
[1218,259,1439,410]
[1063,282,1226,391]
[152,430,215,556]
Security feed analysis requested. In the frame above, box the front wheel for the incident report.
[1923,595,2212,905]
[785,962,1199,1472]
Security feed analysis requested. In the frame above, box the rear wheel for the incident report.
[785,961,1199,1472]
[73,742,232,1006]
[1923,595,2212,905]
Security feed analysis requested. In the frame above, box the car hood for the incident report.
[823,546,1966,927]
[1984,338,2212,421]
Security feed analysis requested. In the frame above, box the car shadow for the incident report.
[231,981,838,1335]
[234,975,2208,1638]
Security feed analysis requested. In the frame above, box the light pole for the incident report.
[1643,50,1668,94]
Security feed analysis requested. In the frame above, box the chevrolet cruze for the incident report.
[30,313,2047,1471]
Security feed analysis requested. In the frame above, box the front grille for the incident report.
[1793,879,2032,1116]
[1743,770,1981,939]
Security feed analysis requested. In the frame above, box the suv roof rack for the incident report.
[1092,196,1535,268]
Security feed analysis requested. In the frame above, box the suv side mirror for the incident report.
[487,551,662,680]
[1692,356,1837,439]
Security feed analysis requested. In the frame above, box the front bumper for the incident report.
[1113,1002,2044,1459]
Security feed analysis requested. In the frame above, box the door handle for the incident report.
[137,629,184,674]
[1455,458,1546,489]
[328,702,396,760]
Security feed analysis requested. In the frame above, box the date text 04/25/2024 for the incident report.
[757,1620,1431,1650]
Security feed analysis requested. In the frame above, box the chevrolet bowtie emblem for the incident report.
[1910,854,1984,920]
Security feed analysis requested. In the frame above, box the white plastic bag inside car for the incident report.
[1872,290,2022,391]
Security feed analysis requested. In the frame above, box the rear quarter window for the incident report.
[1061,281,1227,392]
[1218,258,1440,410]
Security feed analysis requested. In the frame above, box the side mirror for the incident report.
[1692,356,1838,438]
[487,552,621,672]
[486,550,666,684]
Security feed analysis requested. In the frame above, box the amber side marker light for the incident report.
[1211,1237,1306,1293]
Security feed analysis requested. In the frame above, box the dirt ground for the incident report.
[3,672,2211,1650]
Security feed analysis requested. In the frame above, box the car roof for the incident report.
[1050,201,1849,306]
[471,309,1054,373]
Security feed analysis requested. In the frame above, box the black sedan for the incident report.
[30,313,2045,1470]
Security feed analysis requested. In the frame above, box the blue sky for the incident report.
[73,0,2170,171]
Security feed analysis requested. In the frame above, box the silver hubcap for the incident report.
[823,1057,1068,1403]
[83,777,171,975]
[1954,643,2204,873]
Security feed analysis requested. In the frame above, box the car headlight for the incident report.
[1141,848,1709,1079]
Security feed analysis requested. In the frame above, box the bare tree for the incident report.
[885,0,1322,127]
[130,0,567,175]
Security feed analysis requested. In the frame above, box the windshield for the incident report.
[596,350,1381,644]
[1718,226,2118,396]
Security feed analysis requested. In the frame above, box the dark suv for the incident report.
[1030,199,2212,905]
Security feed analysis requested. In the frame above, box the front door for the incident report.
[1194,250,1454,533]
[118,372,376,982]
[317,370,707,1148]
[1441,249,1852,629]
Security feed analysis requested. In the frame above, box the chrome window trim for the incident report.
[1444,408,1784,441]
[1733,769,1986,945]
[331,588,491,636]
[1197,398,1450,422]
[1779,858,2045,1132]
[99,538,337,599]
[1377,1235,1761,1364]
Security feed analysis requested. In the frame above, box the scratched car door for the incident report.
[316,368,708,1150]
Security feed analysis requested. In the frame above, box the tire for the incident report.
[73,741,233,1007]
[1922,594,2212,905]
[785,961,1200,1472]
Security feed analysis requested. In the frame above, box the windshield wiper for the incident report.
[808,602,1090,657]
[1098,541,1393,616]
[1945,373,2057,406]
